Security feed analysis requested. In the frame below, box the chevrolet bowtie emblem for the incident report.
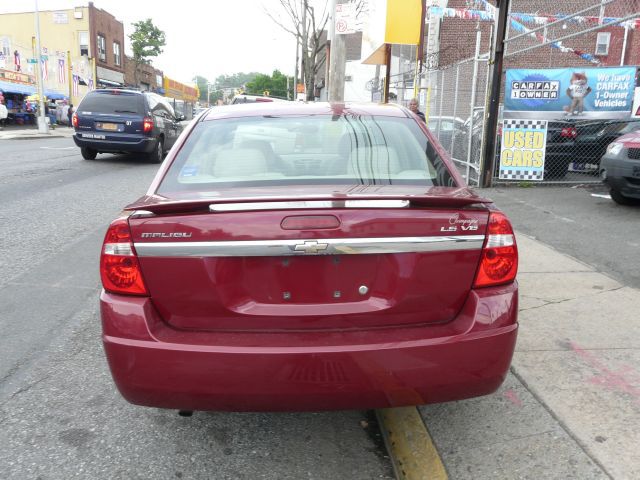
[294,240,329,254]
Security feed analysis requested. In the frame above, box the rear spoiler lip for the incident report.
[125,194,493,215]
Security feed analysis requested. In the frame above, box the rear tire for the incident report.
[147,137,164,164]
[81,147,97,160]
[610,188,638,206]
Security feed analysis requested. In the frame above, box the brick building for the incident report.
[88,2,125,87]
[433,0,640,69]
[123,55,164,93]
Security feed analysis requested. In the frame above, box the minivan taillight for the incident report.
[143,117,153,133]
[72,112,78,128]
[474,212,518,288]
[100,217,148,295]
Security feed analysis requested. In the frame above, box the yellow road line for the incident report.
[377,407,448,480]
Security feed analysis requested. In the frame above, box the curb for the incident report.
[377,407,448,480]
[0,134,72,140]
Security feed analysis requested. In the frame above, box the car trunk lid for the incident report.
[127,187,491,332]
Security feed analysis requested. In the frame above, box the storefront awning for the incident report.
[98,78,122,87]
[45,91,69,100]
[0,80,36,96]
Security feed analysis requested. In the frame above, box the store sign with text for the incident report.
[499,119,548,181]
[505,67,639,119]
[0,68,36,85]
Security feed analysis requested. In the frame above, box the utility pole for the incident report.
[34,0,48,133]
[328,0,347,101]
[301,0,308,100]
[480,0,510,188]
[382,44,391,103]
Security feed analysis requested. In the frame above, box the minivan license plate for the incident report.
[97,122,118,131]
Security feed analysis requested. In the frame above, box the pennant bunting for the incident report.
[57,58,65,84]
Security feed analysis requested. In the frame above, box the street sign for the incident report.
[335,3,357,35]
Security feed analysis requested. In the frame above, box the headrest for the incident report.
[214,148,268,177]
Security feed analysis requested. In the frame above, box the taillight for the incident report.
[72,112,78,128]
[561,127,577,138]
[474,212,518,288]
[143,117,153,133]
[100,217,148,295]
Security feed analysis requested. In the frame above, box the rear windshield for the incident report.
[157,115,454,194]
[77,92,145,115]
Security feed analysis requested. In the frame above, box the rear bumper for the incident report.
[101,282,518,412]
[73,132,156,153]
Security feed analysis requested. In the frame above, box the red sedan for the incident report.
[100,102,518,412]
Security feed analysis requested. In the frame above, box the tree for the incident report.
[265,1,328,101]
[245,70,293,99]
[192,75,211,103]
[129,19,166,85]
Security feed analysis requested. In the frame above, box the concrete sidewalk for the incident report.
[0,126,75,140]
[420,233,640,479]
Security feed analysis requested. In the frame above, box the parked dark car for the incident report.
[600,129,640,205]
[73,89,184,162]
[99,102,519,413]
[572,119,640,172]
[428,116,467,161]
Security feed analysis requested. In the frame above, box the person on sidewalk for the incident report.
[0,98,8,130]
[409,98,425,122]
[67,104,74,127]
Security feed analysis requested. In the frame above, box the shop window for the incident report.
[113,42,121,66]
[79,31,89,57]
[97,34,106,62]
[0,37,10,58]
[595,32,611,56]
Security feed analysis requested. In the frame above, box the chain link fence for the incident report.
[405,0,640,186]
[500,0,640,183]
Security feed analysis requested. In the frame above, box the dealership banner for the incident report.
[499,119,547,181]
[505,67,639,119]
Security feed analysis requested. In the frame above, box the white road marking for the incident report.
[591,194,612,199]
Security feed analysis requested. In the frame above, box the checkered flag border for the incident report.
[502,119,548,130]
[499,169,544,181]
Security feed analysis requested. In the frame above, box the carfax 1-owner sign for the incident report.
[505,67,639,119]
[499,120,548,181]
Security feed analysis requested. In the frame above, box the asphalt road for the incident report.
[0,137,393,480]
[485,184,640,289]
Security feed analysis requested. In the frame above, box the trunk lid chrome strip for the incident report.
[134,235,485,257]
[209,200,410,212]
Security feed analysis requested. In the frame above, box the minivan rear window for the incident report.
[77,91,145,115]
[157,115,455,194]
